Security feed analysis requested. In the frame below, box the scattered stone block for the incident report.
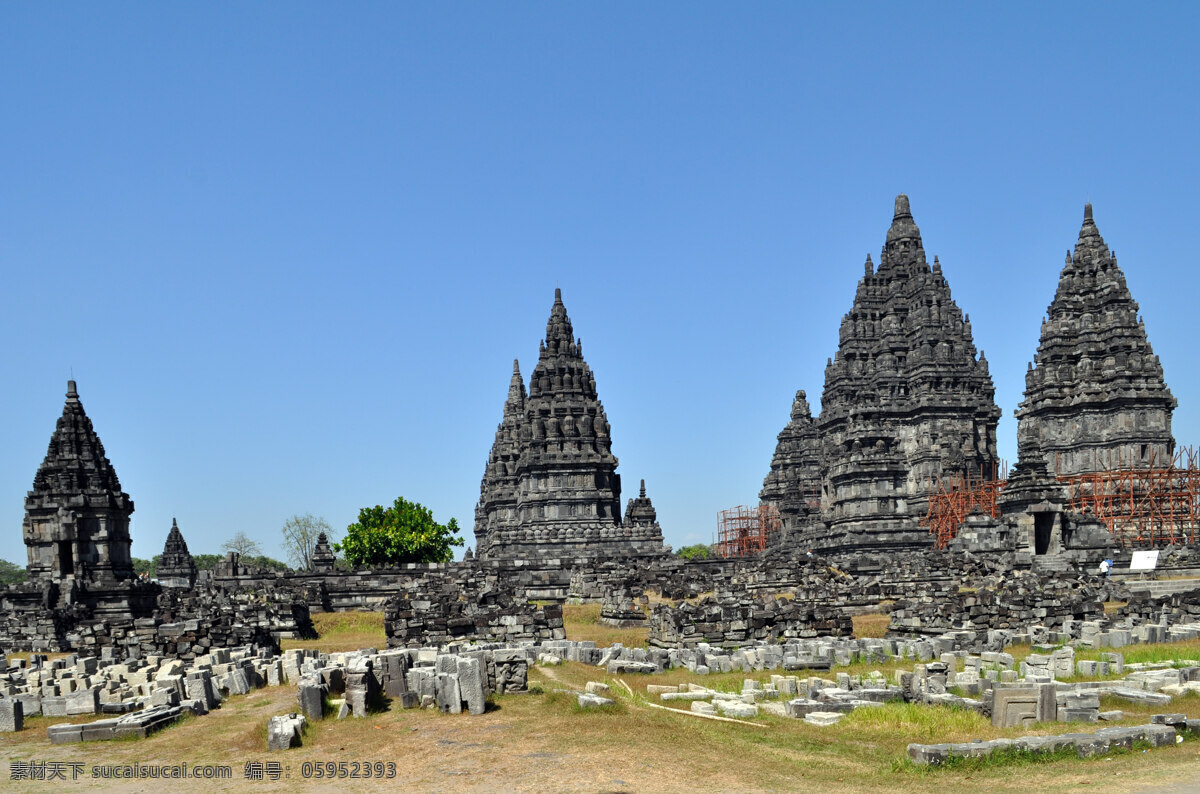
[267,713,306,751]
[0,698,23,732]
[577,693,614,708]
[804,711,845,726]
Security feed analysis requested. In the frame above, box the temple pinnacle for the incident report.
[894,193,912,220]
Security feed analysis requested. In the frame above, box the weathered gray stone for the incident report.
[0,698,23,732]
[267,713,305,751]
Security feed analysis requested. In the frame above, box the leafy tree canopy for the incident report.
[0,558,27,586]
[676,543,713,561]
[336,497,462,567]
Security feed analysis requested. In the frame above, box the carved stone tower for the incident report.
[810,195,1001,552]
[474,360,526,557]
[475,289,664,559]
[23,381,135,584]
[1014,204,1176,477]
[157,518,197,589]
[760,390,823,539]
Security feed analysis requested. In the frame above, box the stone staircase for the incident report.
[1031,556,1073,575]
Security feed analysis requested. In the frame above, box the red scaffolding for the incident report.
[1058,446,1200,548]
[921,463,1009,550]
[715,504,782,558]
[923,447,1200,550]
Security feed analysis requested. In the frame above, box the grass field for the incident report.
[3,605,1200,792]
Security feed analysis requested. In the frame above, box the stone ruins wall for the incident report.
[0,582,313,658]
[383,591,564,648]
[648,591,853,647]
[887,570,1109,637]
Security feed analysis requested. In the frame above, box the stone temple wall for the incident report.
[647,591,854,647]
[0,581,313,658]
[886,570,1110,637]
[384,592,564,648]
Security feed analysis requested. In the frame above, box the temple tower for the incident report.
[473,360,526,557]
[810,195,1001,552]
[157,518,197,588]
[475,289,664,559]
[23,381,135,584]
[760,390,823,538]
[1014,204,1176,477]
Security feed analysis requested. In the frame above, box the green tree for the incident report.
[676,543,713,561]
[281,513,335,570]
[193,554,223,571]
[132,556,160,578]
[243,555,290,572]
[0,558,27,586]
[336,497,462,566]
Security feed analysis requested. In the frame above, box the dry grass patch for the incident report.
[853,612,891,638]
[282,610,386,653]
[562,603,650,648]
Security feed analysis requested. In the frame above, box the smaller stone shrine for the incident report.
[157,518,197,589]
[23,381,136,586]
[310,532,337,571]
[759,390,823,541]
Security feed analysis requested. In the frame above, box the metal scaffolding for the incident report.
[922,447,1200,550]
[1058,446,1200,548]
[921,464,1009,550]
[715,504,782,558]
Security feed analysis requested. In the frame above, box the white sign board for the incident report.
[1129,550,1160,571]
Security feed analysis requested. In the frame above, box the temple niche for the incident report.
[474,289,665,560]
[791,195,1001,553]
[1014,204,1176,477]
[23,381,136,585]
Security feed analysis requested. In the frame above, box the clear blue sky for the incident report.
[2,4,1198,564]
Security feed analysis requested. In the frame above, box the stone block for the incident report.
[457,657,486,716]
[991,687,1038,728]
[267,713,306,751]
[804,711,845,726]
[297,680,326,720]
[65,688,99,716]
[0,698,23,732]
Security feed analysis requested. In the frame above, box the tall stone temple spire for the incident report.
[1014,204,1176,476]
[474,359,527,556]
[760,390,823,537]
[809,194,1001,552]
[23,381,135,583]
[475,288,664,560]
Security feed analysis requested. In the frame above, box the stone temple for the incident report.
[23,380,136,586]
[763,195,1002,553]
[474,289,665,560]
[989,204,1177,559]
[759,390,823,541]
[1014,203,1176,477]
